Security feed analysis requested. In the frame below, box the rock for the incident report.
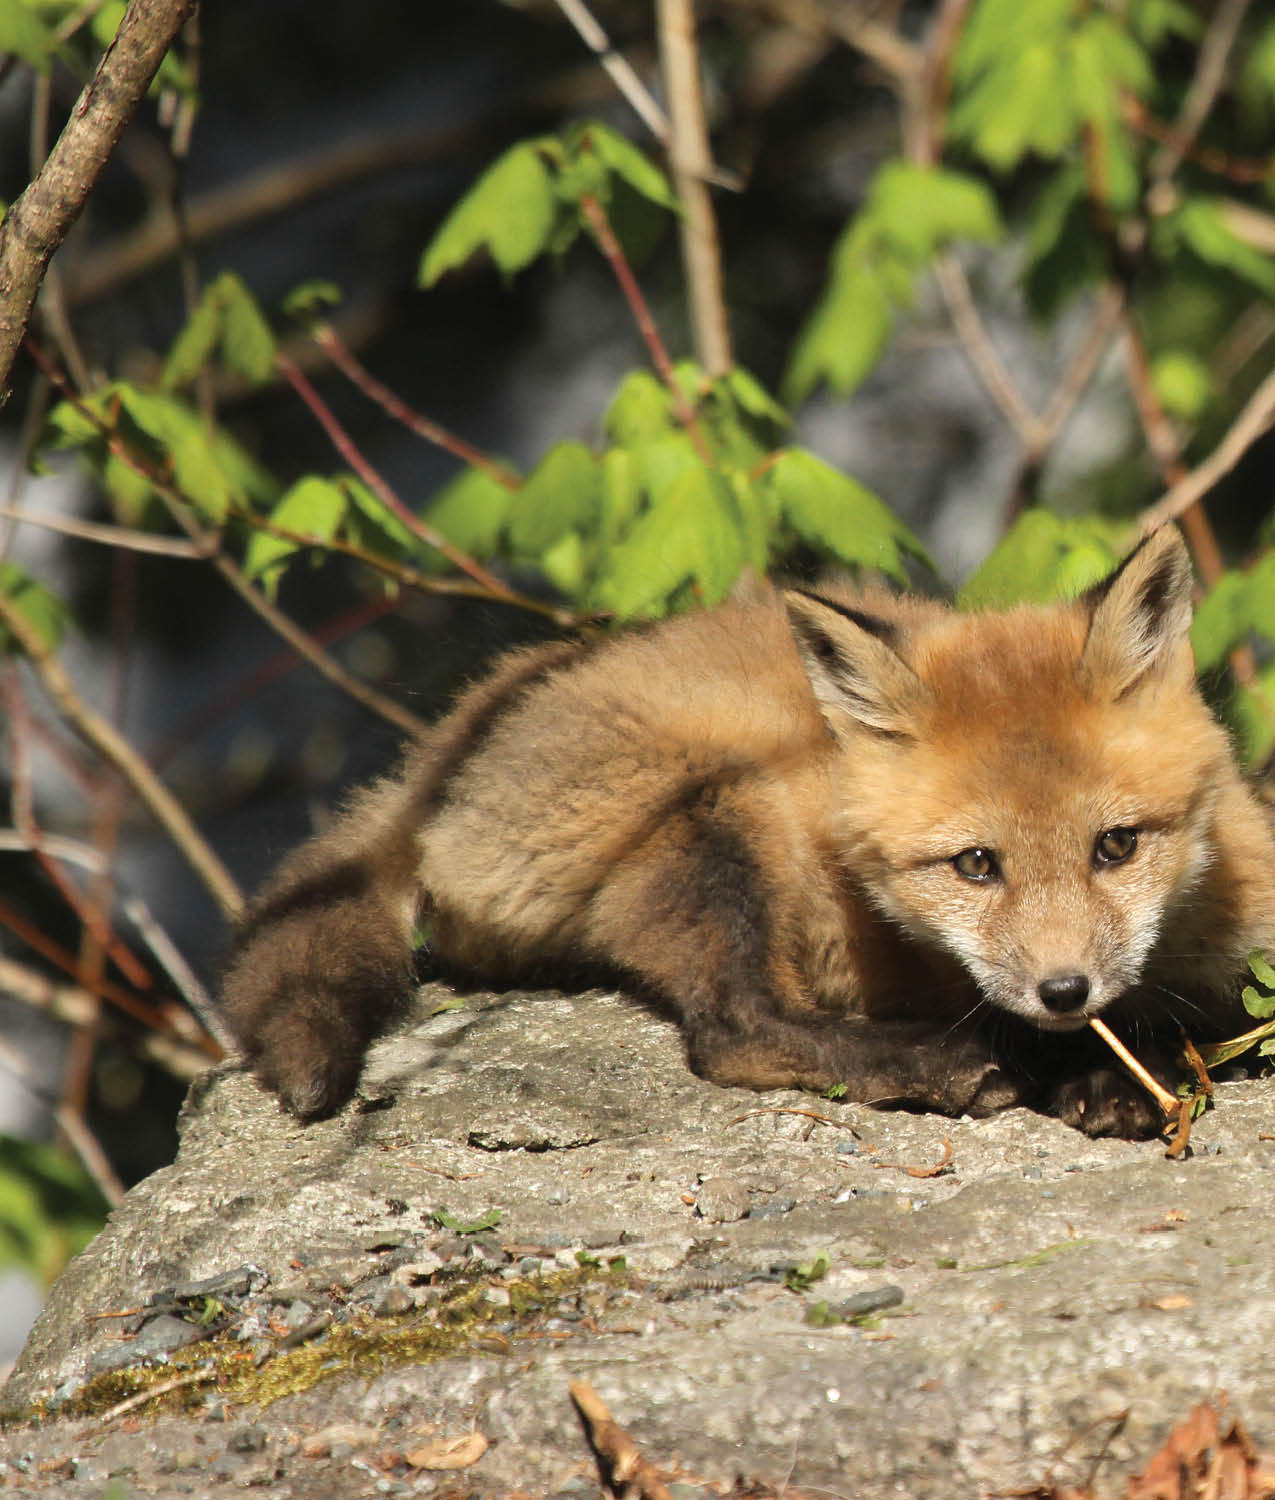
[4,983,1275,1499]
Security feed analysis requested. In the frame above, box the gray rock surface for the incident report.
[3,983,1275,1498]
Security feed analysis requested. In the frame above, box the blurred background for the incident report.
[2,0,1274,1372]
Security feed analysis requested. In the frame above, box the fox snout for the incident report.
[1036,971,1091,1015]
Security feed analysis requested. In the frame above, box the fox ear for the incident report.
[784,589,929,735]
[1080,525,1195,697]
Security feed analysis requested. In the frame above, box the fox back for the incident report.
[221,526,1275,1135]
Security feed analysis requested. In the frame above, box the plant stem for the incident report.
[656,0,733,377]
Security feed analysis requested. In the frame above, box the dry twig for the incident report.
[656,0,733,376]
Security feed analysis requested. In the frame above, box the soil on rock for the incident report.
[3,983,1275,1498]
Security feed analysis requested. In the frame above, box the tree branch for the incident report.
[0,594,245,922]
[0,0,196,401]
[656,0,734,376]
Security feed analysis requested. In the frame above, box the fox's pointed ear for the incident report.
[784,589,929,735]
[1080,525,1195,697]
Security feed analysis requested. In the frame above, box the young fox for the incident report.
[222,525,1275,1137]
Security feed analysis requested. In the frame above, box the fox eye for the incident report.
[1094,827,1138,865]
[953,848,1000,882]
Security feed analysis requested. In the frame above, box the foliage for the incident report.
[0,1135,109,1286]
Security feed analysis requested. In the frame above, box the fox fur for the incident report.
[221,525,1275,1137]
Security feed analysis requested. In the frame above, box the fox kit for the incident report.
[222,526,1275,1137]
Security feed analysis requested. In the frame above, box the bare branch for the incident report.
[657,0,734,376]
[577,192,714,463]
[0,594,244,922]
[0,0,197,400]
[553,0,672,146]
[1148,0,1252,184]
[1138,362,1275,535]
[0,504,211,558]
[0,954,214,1079]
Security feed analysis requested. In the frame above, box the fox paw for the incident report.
[1051,1066,1165,1138]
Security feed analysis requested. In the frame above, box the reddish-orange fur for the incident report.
[222,527,1275,1135]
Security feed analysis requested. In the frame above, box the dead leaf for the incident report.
[404,1431,489,1471]
[1147,1294,1193,1311]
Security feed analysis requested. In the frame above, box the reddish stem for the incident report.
[577,191,714,464]
[311,324,520,490]
[275,352,520,600]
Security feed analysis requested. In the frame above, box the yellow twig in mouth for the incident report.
[1088,1016,1180,1116]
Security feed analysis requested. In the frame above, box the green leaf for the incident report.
[724,369,790,430]
[539,529,587,597]
[0,565,70,656]
[508,441,598,556]
[101,453,157,525]
[219,273,276,385]
[604,370,674,446]
[420,140,561,285]
[571,121,678,212]
[1247,949,1275,990]
[765,448,928,582]
[115,388,233,522]
[599,447,642,547]
[282,280,344,320]
[162,291,222,391]
[422,466,514,561]
[591,465,742,618]
[958,510,1121,608]
[1152,350,1213,422]
[785,262,894,402]
[785,164,1001,403]
[432,1206,502,1235]
[0,1,57,70]
[1171,198,1275,297]
[244,477,348,595]
[1242,986,1275,1021]
[1191,570,1251,673]
[872,163,1005,262]
[1130,0,1203,47]
[784,1250,831,1294]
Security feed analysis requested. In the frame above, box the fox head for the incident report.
[784,526,1234,1031]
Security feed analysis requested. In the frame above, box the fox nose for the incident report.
[1037,972,1091,1013]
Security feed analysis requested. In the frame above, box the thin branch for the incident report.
[1148,0,1252,184]
[1138,361,1275,535]
[5,668,154,991]
[181,510,430,738]
[309,324,521,490]
[1036,283,1125,445]
[1122,96,1275,185]
[553,0,672,147]
[656,0,734,376]
[121,895,234,1052]
[275,353,529,603]
[577,191,714,462]
[0,503,211,558]
[67,123,481,307]
[818,0,921,82]
[932,253,1043,449]
[0,0,197,401]
[0,954,214,1079]
[0,593,244,921]
[23,337,429,736]
[0,888,205,1039]
[231,507,576,624]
